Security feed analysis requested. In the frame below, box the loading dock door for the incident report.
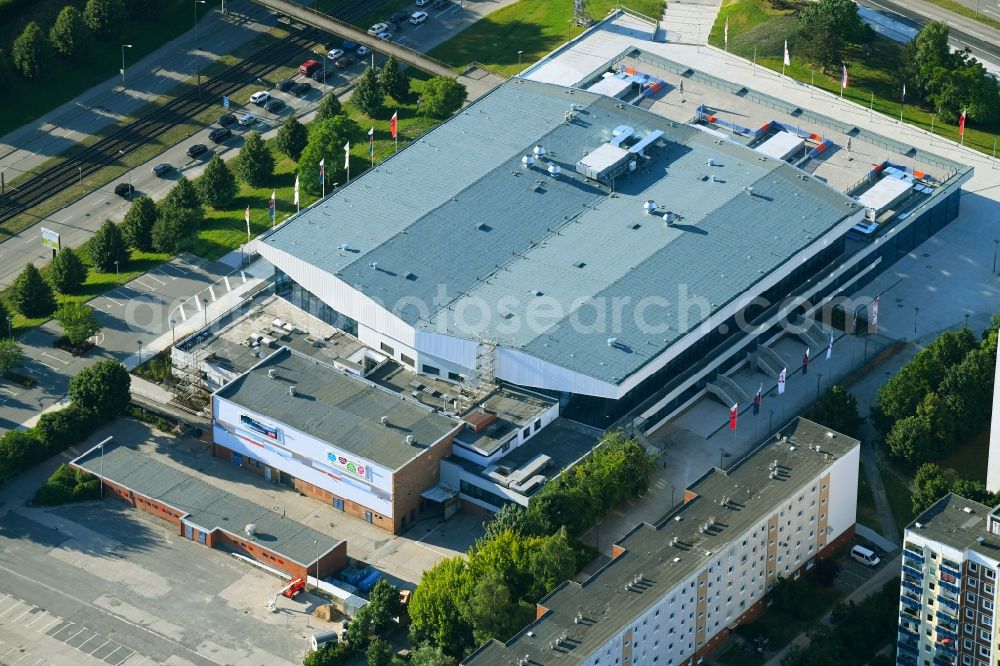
[185,524,193,540]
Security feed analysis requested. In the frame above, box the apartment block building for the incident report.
[465,418,860,666]
[898,494,1000,666]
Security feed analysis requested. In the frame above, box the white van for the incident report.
[310,630,339,651]
[850,544,880,567]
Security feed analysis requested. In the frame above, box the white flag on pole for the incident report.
[777,367,786,395]
[783,40,790,67]
[293,175,299,205]
[344,142,350,169]
[826,333,833,360]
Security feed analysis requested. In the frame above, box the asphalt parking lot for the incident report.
[0,254,241,433]
[834,557,880,594]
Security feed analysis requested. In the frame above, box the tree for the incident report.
[83,0,125,39]
[303,643,354,666]
[352,66,384,118]
[408,556,474,656]
[461,570,533,646]
[121,195,157,251]
[12,22,47,79]
[367,579,403,635]
[886,413,938,465]
[276,116,309,161]
[55,302,101,346]
[316,93,344,122]
[69,359,130,421]
[528,527,576,599]
[409,645,455,666]
[483,503,538,540]
[298,116,359,196]
[797,0,870,73]
[164,174,202,213]
[152,207,192,252]
[9,264,56,318]
[195,155,237,208]
[235,131,274,187]
[811,558,840,586]
[806,385,861,437]
[345,603,374,652]
[939,348,995,441]
[0,48,11,89]
[415,77,466,119]
[0,339,24,373]
[951,478,997,506]
[377,56,408,101]
[912,463,951,513]
[0,430,43,481]
[366,638,393,666]
[50,6,88,58]
[89,220,127,273]
[48,247,87,294]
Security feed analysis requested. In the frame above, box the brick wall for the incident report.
[392,427,460,533]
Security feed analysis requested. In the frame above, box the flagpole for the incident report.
[752,46,756,76]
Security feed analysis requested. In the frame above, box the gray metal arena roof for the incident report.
[262,78,859,385]
[72,443,342,567]
[215,348,461,470]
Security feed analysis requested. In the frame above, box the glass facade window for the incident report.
[274,268,358,335]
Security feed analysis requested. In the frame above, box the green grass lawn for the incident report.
[0,0,201,137]
[711,644,765,666]
[427,0,665,76]
[708,0,999,156]
[881,465,915,535]
[735,577,845,648]
[937,430,989,482]
[856,469,880,529]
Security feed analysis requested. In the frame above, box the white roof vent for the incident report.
[607,337,618,347]
[964,507,974,514]
[288,385,296,397]
[643,199,657,214]
[341,242,350,252]
[745,186,754,197]
[380,415,389,426]
[532,145,545,157]
[707,157,716,167]
[548,163,561,176]
[405,435,415,445]
[915,522,924,529]
[244,523,257,537]
[978,536,986,544]
[369,261,378,269]
[663,211,676,224]
[267,368,277,379]
[522,154,535,167]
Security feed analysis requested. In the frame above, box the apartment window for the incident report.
[966,623,976,634]
[971,563,980,573]
[522,427,531,439]
[986,585,995,596]
[969,593,978,603]
[534,419,542,431]
[970,579,979,589]
[981,613,992,626]
[965,639,974,650]
[962,656,972,666]
[986,569,996,580]
[422,364,440,375]
[979,646,990,657]
[981,629,991,641]
[448,371,463,381]
[985,600,995,612]
[380,342,395,355]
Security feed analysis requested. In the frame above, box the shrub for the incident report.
[33,464,100,506]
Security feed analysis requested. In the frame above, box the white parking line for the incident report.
[12,651,31,664]
[41,352,69,366]
[51,623,76,639]
[133,278,158,292]
[25,612,51,627]
[13,605,35,621]
[0,600,24,617]
[39,617,63,632]
[64,628,86,643]
[144,272,167,286]
[78,635,100,651]
[36,359,58,371]
[0,387,17,396]
[22,235,37,245]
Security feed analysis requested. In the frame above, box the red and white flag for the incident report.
[783,40,790,67]
[959,110,967,137]
[390,111,398,139]
[803,347,810,374]
[841,64,849,89]
[753,385,762,415]
[244,205,250,237]
[777,368,786,395]
[729,403,738,432]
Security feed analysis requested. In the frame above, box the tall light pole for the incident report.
[114,260,120,284]
[118,149,132,195]
[120,44,133,88]
[169,318,176,345]
[194,0,206,46]
[99,440,105,498]
[993,240,999,275]
[202,298,209,327]
[6,315,11,339]
[314,539,320,592]
[517,50,523,67]
[914,307,919,334]
[137,339,143,365]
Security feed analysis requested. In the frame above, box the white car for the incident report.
[238,113,256,126]
[376,31,393,41]
[249,91,269,106]
[415,0,431,5]
[367,22,388,35]
[409,10,427,24]
[327,48,344,60]
[357,45,371,57]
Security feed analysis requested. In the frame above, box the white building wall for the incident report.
[987,331,1000,493]
[213,395,394,516]
[825,444,860,542]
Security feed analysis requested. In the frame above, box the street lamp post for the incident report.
[169,318,176,345]
[194,0,206,45]
[314,539,320,592]
[914,307,919,334]
[119,149,132,195]
[993,240,999,275]
[6,315,11,338]
[114,260,120,284]
[517,50,523,67]
[120,44,133,88]
[99,440,105,498]
[137,339,143,365]
[202,298,209,327]
[816,373,822,399]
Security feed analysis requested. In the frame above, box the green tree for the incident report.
[483,503,538,540]
[415,77,466,119]
[55,302,101,346]
[912,463,951,513]
[121,195,157,251]
[367,578,403,635]
[69,359,130,421]
[89,220,127,273]
[0,339,25,373]
[0,48,11,89]
[276,116,309,161]
[352,66,384,118]
[461,570,533,646]
[366,638,393,666]
[83,0,125,39]
[164,174,202,213]
[50,6,88,58]
[528,527,576,599]
[939,347,994,441]
[35,405,95,455]
[345,603,374,652]
[195,155,237,208]
[303,643,354,666]
[315,93,344,122]
[886,413,938,465]
[408,645,455,666]
[797,0,870,73]
[806,385,861,437]
[235,131,274,187]
[9,264,56,318]
[0,430,43,481]
[298,115,359,196]
[377,56,408,101]
[152,207,192,252]
[408,557,474,656]
[12,22,47,79]
[811,558,840,586]
[48,247,87,294]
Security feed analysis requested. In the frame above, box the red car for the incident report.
[298,59,321,76]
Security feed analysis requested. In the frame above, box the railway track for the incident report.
[0,26,322,225]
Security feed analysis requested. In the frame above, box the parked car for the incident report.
[342,39,358,50]
[208,127,232,143]
[356,45,371,57]
[327,48,344,61]
[238,113,256,126]
[376,31,393,41]
[415,0,431,5]
[151,163,173,177]
[291,81,312,96]
[186,143,208,158]
[367,22,388,35]
[218,113,237,126]
[410,10,427,24]
[389,11,409,25]
[334,55,354,69]
[298,59,321,76]
[250,91,269,106]
[114,182,134,198]
[265,98,285,112]
[850,545,881,568]
[277,78,295,92]
[432,0,448,8]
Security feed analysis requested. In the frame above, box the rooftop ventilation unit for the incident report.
[288,385,296,397]
[405,435,415,445]
[369,261,379,270]
[533,145,545,158]
[663,211,676,224]
[244,523,256,537]
[380,415,389,426]
[268,368,277,379]
[548,163,561,177]
[644,199,657,214]
[607,337,618,347]
[341,242,350,252]
[522,154,536,167]
[707,158,716,167]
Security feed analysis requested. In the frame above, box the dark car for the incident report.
[186,143,208,158]
[208,127,232,143]
[277,79,295,92]
[433,0,448,8]
[218,113,237,127]
[114,182,134,198]
[265,98,285,112]
[342,39,358,50]
[291,81,312,96]
[389,11,408,26]
[334,55,354,69]
[151,163,172,177]
[310,68,325,82]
